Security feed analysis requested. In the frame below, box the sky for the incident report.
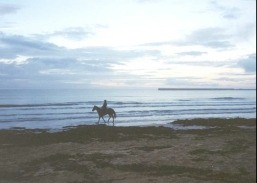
[0,0,256,89]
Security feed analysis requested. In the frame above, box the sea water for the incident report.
[0,89,255,129]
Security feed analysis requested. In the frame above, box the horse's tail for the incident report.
[113,110,116,118]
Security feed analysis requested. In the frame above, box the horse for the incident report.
[92,105,116,126]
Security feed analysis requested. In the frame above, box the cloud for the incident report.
[215,77,238,82]
[0,32,67,59]
[0,55,31,64]
[137,0,160,3]
[234,23,256,42]
[175,27,234,49]
[0,29,254,89]
[0,3,20,15]
[213,75,256,88]
[210,1,240,20]
[0,32,161,61]
[33,25,109,42]
[0,56,114,89]
[165,77,219,87]
[54,27,94,39]
[35,27,95,41]
[142,27,234,49]
[0,32,162,88]
[237,54,256,72]
[0,21,16,29]
[39,69,76,75]
[176,51,207,56]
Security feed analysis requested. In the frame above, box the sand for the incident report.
[0,118,256,183]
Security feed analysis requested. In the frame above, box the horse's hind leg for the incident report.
[107,115,111,126]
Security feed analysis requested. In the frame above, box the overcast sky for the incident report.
[0,0,256,89]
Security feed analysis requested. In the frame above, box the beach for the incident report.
[0,118,255,183]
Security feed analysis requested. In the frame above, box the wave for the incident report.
[0,114,95,123]
[124,107,256,115]
[0,99,255,128]
[112,102,143,105]
[1,111,255,124]
[0,103,82,108]
[1,99,255,108]
[1,106,255,122]
[0,101,144,108]
[211,97,245,100]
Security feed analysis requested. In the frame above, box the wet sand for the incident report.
[0,118,256,183]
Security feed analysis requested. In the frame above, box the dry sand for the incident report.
[0,118,256,183]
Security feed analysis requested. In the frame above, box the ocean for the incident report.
[0,89,256,130]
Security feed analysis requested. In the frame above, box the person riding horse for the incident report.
[92,99,116,125]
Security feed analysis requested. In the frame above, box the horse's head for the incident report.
[92,106,97,111]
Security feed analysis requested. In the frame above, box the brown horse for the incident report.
[92,105,116,126]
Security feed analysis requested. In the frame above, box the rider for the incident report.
[101,100,107,114]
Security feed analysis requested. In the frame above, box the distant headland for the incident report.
[158,88,256,90]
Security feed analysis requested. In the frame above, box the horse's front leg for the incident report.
[102,117,106,124]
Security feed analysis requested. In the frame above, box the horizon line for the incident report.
[158,88,256,90]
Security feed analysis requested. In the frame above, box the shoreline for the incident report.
[2,117,256,132]
[0,118,256,183]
